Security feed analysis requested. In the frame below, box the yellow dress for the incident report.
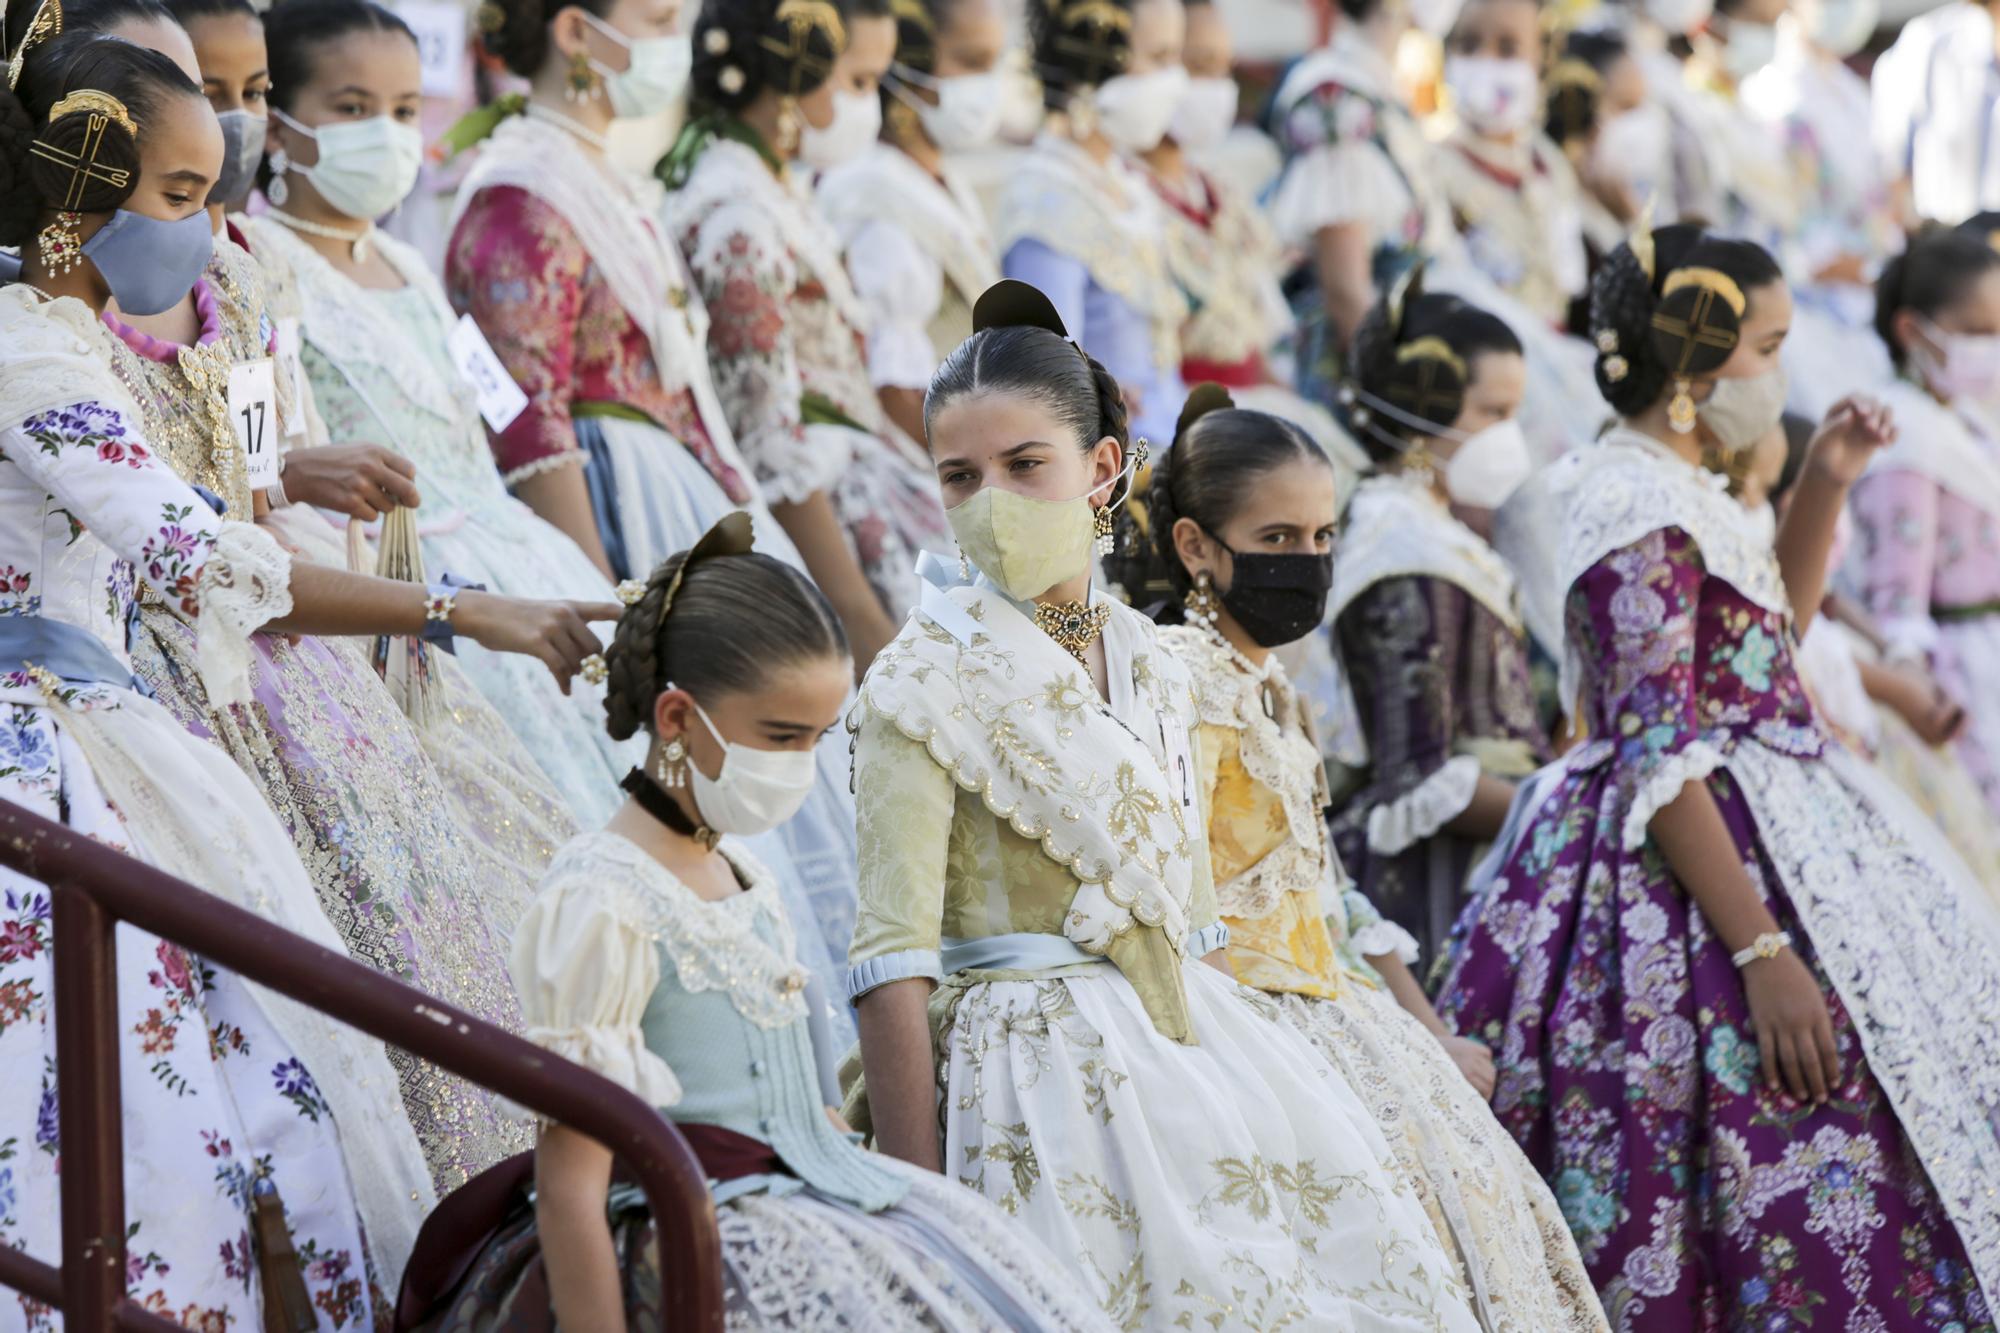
[1161,624,1610,1333]
[847,579,1481,1333]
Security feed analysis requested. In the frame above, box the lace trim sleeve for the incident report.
[1365,753,1481,855]
[194,520,294,710]
[1619,739,1728,853]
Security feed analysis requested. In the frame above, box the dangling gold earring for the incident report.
[656,736,688,787]
[957,543,970,580]
[36,211,83,275]
[1092,504,1115,557]
[1402,440,1436,487]
[1668,377,1698,434]
[776,96,801,154]
[566,48,599,102]
[1185,569,1220,627]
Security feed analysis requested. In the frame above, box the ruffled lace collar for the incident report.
[551,830,810,1031]
[1333,472,1522,632]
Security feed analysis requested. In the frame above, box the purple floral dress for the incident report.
[1438,521,1995,1330]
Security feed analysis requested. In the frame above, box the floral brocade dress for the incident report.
[847,575,1482,1332]
[1161,624,1608,1333]
[1438,435,2000,1328]
[101,240,548,1189]
[0,286,434,1331]
[666,132,951,623]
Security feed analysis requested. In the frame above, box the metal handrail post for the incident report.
[51,884,124,1330]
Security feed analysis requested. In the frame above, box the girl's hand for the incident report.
[1436,1033,1497,1102]
[453,592,621,693]
[1805,396,1896,487]
[1741,947,1842,1104]
[1875,662,1967,746]
[280,443,421,520]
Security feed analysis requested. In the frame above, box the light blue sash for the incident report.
[0,615,149,696]
[941,932,1107,974]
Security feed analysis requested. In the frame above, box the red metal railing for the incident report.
[0,798,724,1332]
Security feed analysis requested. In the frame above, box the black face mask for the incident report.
[1215,543,1334,647]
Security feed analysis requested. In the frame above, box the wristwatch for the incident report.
[1731,930,1793,969]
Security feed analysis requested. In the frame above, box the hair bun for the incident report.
[1174,382,1234,445]
[24,93,141,216]
[973,279,1072,339]
[1645,271,1744,381]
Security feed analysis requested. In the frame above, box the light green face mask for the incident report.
[947,484,1098,602]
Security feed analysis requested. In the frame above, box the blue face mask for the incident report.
[82,208,214,316]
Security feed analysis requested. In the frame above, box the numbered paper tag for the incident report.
[1159,716,1198,815]
[448,314,529,433]
[274,318,310,438]
[397,0,467,97]
[229,357,280,489]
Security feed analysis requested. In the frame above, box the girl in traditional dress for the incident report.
[1330,282,1552,962]
[1132,0,1363,470]
[994,0,1189,449]
[444,0,793,593]
[1146,389,1609,1331]
[1853,229,2000,823]
[21,0,598,1190]
[416,515,1113,1331]
[817,0,1005,447]
[246,0,859,1027]
[0,31,592,1322]
[1433,0,1588,329]
[663,0,952,667]
[1437,223,2000,1325]
[847,281,1482,1332]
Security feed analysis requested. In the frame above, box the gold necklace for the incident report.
[1034,599,1110,663]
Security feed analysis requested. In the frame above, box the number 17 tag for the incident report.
[229,357,279,490]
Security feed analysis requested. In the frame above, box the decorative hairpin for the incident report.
[5,0,61,90]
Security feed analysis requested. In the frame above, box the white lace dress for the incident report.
[0,287,434,1328]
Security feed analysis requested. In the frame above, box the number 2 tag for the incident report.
[229,357,279,490]
[447,314,529,433]
[1159,717,1197,814]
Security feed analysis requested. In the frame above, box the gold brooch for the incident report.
[1034,600,1110,663]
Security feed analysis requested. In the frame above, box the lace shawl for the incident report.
[1332,474,1523,631]
[854,585,1199,955]
[448,115,755,484]
[1864,379,2000,525]
[668,137,872,337]
[817,144,1000,320]
[1556,431,1790,715]
[1160,625,1334,921]
[992,136,1188,368]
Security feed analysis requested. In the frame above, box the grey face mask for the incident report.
[82,208,215,316]
[210,108,267,209]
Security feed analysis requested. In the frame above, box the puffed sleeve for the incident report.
[444,185,589,484]
[510,874,683,1108]
[1847,469,1941,661]
[846,218,946,391]
[1266,82,1411,251]
[847,709,952,998]
[5,399,292,708]
[1336,575,1482,857]
[1001,238,1091,345]
[1568,527,1720,851]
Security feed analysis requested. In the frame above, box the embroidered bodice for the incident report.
[0,289,292,706]
[1146,165,1290,376]
[514,831,907,1209]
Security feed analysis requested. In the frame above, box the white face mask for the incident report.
[1444,55,1541,136]
[1720,19,1780,81]
[1915,318,2000,405]
[1444,417,1532,507]
[1169,75,1239,151]
[273,109,423,222]
[1095,65,1189,153]
[1645,0,1714,35]
[1800,0,1877,55]
[676,687,820,836]
[583,14,692,120]
[892,64,1005,152]
[800,88,882,169]
[1698,367,1789,455]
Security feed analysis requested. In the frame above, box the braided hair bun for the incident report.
[0,31,191,247]
[1587,224,1783,417]
[690,0,848,114]
[601,513,847,742]
[1029,0,1135,104]
[1348,268,1519,463]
